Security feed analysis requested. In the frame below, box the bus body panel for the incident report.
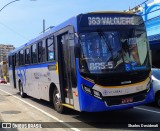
[14,62,59,101]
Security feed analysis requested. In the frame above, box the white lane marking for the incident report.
[134,107,160,114]
[0,88,80,131]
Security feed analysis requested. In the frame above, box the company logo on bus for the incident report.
[103,89,123,96]
[88,17,134,26]
[121,81,131,85]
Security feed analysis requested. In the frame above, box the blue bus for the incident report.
[8,11,154,113]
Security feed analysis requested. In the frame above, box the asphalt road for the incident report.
[0,83,160,131]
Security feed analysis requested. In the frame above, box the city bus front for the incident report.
[76,12,154,112]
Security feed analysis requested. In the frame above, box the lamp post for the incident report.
[0,0,20,12]
[0,0,36,13]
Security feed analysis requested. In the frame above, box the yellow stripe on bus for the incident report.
[62,104,74,109]
[56,62,58,74]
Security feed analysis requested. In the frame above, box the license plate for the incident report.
[122,97,133,104]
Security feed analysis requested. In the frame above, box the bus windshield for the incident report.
[79,27,150,74]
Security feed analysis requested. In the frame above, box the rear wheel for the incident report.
[52,88,66,113]
[19,82,27,98]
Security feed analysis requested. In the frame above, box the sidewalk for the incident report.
[0,85,70,131]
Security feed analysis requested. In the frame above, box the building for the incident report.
[139,0,160,67]
[128,0,160,67]
[0,44,15,62]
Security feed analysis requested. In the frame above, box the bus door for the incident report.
[56,26,76,105]
[12,54,16,88]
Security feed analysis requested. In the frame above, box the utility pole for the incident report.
[43,19,45,33]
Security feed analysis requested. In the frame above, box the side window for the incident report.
[46,36,55,61]
[31,44,37,64]
[38,40,46,63]
[19,50,24,66]
[16,52,19,66]
[25,48,30,64]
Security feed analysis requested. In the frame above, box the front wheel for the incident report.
[52,89,66,113]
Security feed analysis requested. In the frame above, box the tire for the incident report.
[19,82,27,98]
[155,93,160,108]
[52,88,66,114]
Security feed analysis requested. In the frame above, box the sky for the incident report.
[0,0,151,48]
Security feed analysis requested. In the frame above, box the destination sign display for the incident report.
[88,17,134,26]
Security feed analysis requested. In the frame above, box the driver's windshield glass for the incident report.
[79,27,150,73]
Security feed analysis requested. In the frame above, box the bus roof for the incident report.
[87,11,136,15]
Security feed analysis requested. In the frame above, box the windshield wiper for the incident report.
[97,30,114,60]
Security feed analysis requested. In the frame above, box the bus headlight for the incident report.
[83,85,92,94]
[93,90,101,97]
[82,85,102,99]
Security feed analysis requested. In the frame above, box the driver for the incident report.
[129,43,141,65]
[115,39,141,68]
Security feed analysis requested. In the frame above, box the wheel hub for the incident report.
[54,93,61,109]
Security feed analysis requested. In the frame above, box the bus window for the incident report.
[19,50,24,66]
[25,48,30,64]
[46,36,55,61]
[31,44,38,64]
[38,40,46,63]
